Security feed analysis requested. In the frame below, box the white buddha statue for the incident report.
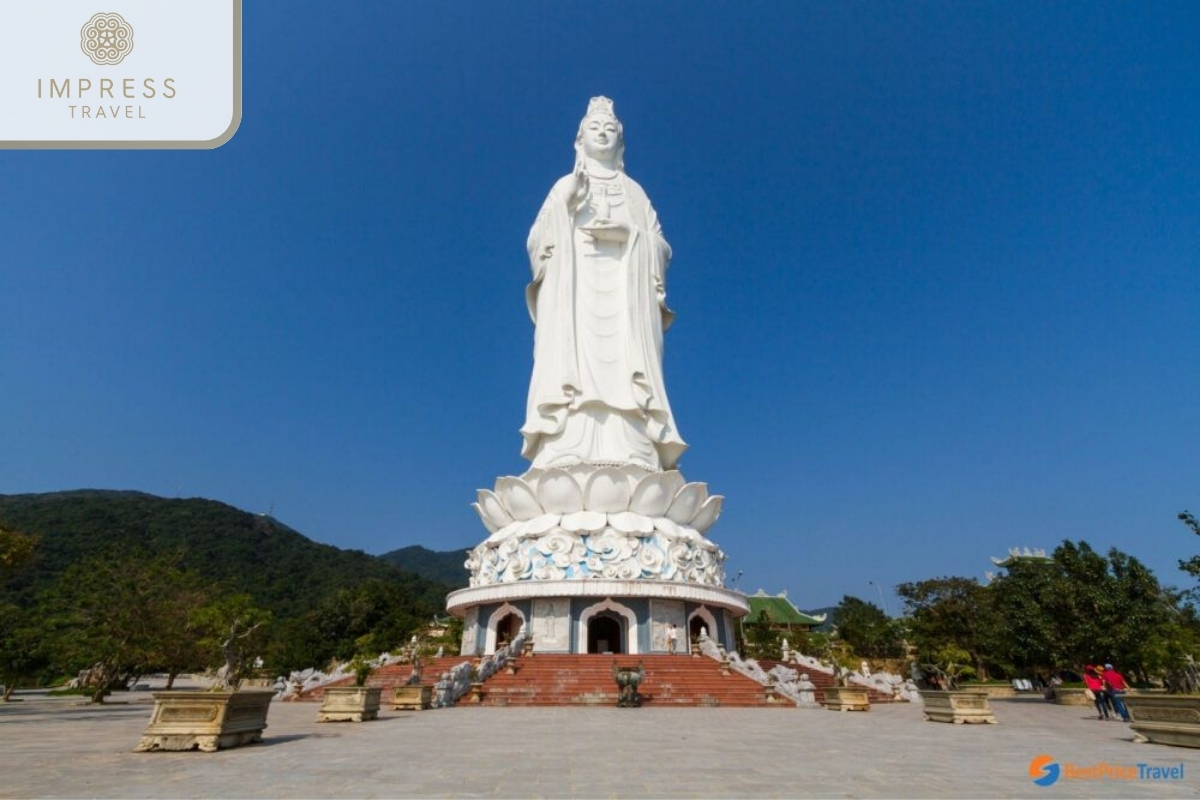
[520,97,686,472]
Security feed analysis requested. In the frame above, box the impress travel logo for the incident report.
[0,1,241,149]
[81,13,134,65]
[1029,754,1186,787]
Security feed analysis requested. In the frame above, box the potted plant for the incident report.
[135,599,275,752]
[819,643,870,712]
[392,655,433,710]
[318,655,382,722]
[917,646,996,724]
[1124,656,1200,747]
[822,663,871,712]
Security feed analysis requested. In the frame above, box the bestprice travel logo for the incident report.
[1029,755,1060,786]
[1028,754,1185,787]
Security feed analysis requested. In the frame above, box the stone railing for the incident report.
[696,636,919,705]
[279,649,418,701]
[435,630,529,708]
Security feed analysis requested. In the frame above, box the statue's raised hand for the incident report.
[567,166,589,214]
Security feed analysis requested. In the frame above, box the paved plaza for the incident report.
[3,689,1199,799]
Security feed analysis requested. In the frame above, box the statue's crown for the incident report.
[587,96,615,117]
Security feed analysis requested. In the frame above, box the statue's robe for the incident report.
[521,172,686,470]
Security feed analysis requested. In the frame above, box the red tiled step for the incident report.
[475,654,788,708]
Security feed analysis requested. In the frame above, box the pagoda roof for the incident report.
[746,590,826,626]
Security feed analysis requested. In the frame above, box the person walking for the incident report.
[1102,663,1132,722]
[1084,665,1110,720]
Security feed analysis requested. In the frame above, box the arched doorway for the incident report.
[577,598,638,654]
[588,611,624,654]
[484,602,527,654]
[495,613,522,649]
[688,606,719,652]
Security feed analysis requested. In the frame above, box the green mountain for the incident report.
[378,544,471,589]
[0,490,450,619]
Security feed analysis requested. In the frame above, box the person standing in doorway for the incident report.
[666,622,678,654]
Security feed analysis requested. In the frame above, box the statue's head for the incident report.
[575,96,625,171]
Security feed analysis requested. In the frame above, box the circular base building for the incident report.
[447,465,747,655]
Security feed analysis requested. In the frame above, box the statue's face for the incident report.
[580,114,620,159]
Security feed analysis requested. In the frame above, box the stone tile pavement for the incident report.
[2,691,1198,799]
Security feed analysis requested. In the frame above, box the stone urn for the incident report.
[822,686,870,712]
[134,690,274,752]
[1124,694,1200,748]
[391,684,432,711]
[316,686,382,722]
[919,689,997,724]
[613,661,645,708]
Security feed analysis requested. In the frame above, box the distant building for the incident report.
[984,546,1053,582]
[745,589,826,631]
[990,546,1052,567]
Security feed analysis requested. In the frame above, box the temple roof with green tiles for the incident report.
[745,590,826,628]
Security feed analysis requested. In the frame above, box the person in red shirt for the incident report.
[1102,663,1131,722]
[1083,665,1110,720]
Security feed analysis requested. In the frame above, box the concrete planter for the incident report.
[823,686,870,712]
[919,690,997,724]
[1052,687,1093,706]
[961,683,1017,699]
[1125,695,1200,749]
[134,690,273,752]
[391,684,432,711]
[317,686,382,722]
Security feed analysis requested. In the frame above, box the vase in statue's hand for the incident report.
[579,217,630,243]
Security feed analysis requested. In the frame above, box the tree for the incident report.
[194,594,272,689]
[832,595,904,659]
[0,525,38,575]
[922,644,976,690]
[984,540,1198,683]
[42,551,207,702]
[896,576,994,680]
[743,609,782,660]
[0,525,44,699]
[983,557,1059,676]
[1178,511,1200,580]
[147,570,220,689]
[0,602,47,700]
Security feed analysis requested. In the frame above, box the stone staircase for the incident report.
[301,653,897,707]
[302,656,470,701]
[474,654,786,707]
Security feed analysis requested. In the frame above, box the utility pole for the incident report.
[868,580,890,617]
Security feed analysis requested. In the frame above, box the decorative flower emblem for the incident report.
[81,13,134,65]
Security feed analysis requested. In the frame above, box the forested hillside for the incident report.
[0,491,461,679]
[0,490,449,617]
[378,544,471,589]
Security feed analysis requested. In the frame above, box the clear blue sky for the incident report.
[3,2,1198,613]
